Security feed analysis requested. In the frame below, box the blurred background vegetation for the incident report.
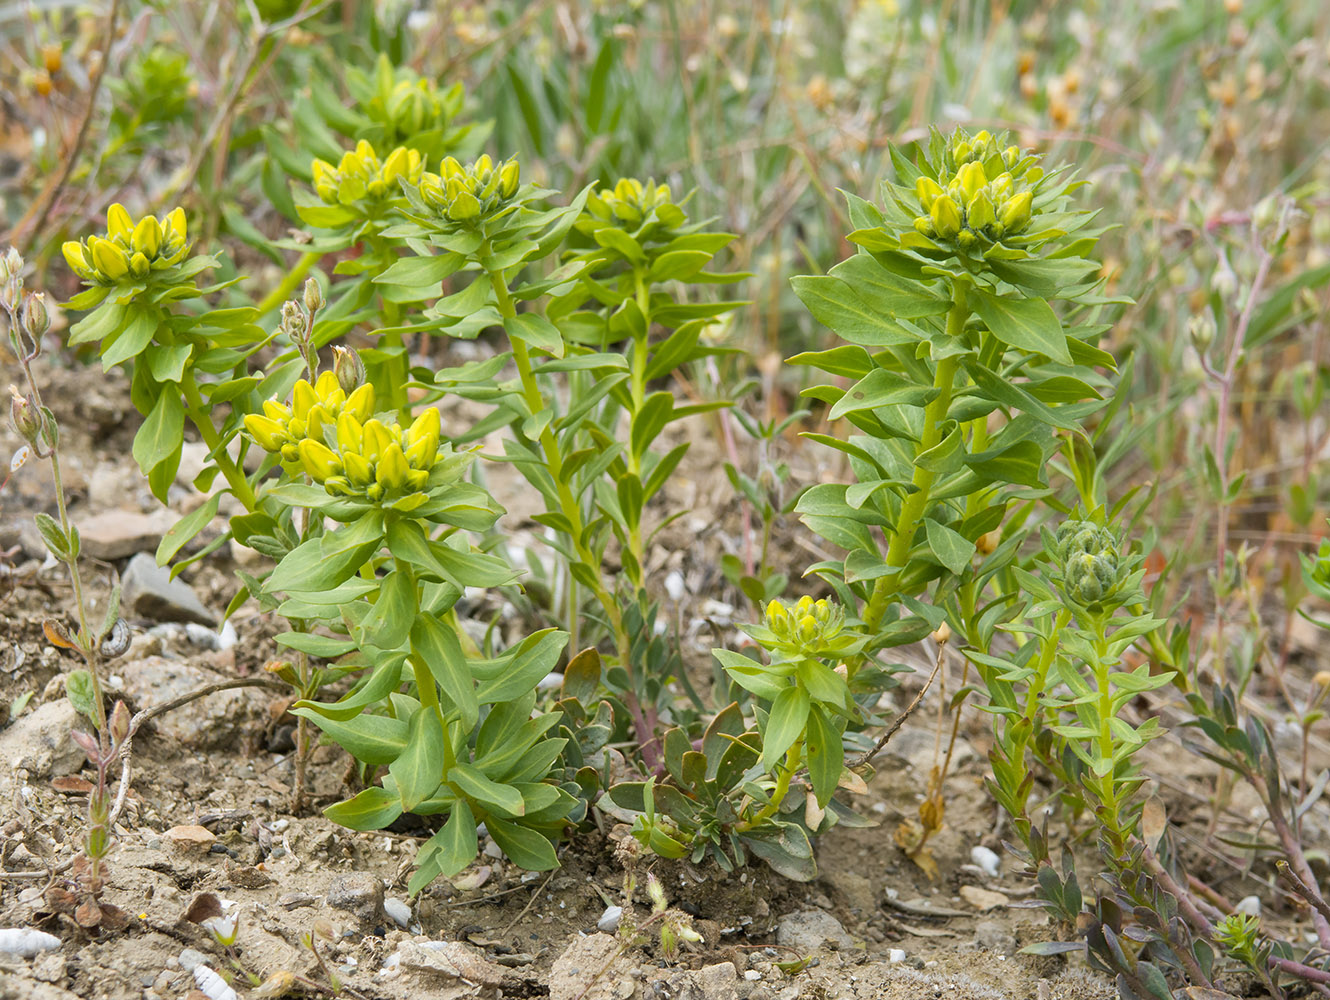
[2,0,1329,640]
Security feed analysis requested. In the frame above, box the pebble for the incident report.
[1235,895,1261,917]
[384,897,411,929]
[121,552,216,626]
[774,909,855,951]
[744,970,762,981]
[76,510,175,561]
[177,948,209,972]
[164,825,217,856]
[0,700,84,779]
[0,928,61,957]
[888,949,907,963]
[597,905,623,933]
[325,873,385,926]
[970,845,1001,877]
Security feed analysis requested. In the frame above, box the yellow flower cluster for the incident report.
[243,372,443,502]
[763,595,845,648]
[585,177,686,229]
[416,154,520,223]
[62,204,189,284]
[312,141,426,206]
[912,130,1038,248]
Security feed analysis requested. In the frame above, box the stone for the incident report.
[774,909,856,952]
[970,845,1001,877]
[115,656,269,749]
[76,510,174,561]
[550,933,623,1000]
[165,826,216,857]
[694,962,740,1000]
[0,700,85,779]
[597,904,623,933]
[325,873,384,927]
[120,553,216,625]
[960,885,1008,912]
[972,919,1016,955]
[395,941,506,985]
[384,897,411,929]
[821,870,876,915]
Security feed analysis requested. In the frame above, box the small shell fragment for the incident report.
[0,927,61,957]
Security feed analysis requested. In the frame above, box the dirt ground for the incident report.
[1,355,1325,1000]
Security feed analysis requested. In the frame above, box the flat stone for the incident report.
[165,825,216,856]
[774,909,856,952]
[396,941,506,985]
[114,656,268,749]
[77,510,174,561]
[120,552,215,625]
[0,700,85,779]
[325,873,384,927]
[550,933,623,1000]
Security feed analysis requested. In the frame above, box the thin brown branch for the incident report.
[849,635,947,770]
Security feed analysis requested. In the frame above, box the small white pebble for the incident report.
[888,949,907,963]
[0,928,61,957]
[1236,895,1261,917]
[268,819,289,833]
[970,845,1001,878]
[384,898,411,929]
[217,621,238,650]
[665,571,685,603]
[597,905,623,933]
[744,970,762,981]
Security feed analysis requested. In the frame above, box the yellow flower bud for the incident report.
[164,207,187,244]
[131,215,163,258]
[915,176,943,210]
[795,595,813,614]
[474,153,493,177]
[406,469,429,491]
[967,190,997,232]
[381,146,410,184]
[499,160,520,198]
[336,412,364,455]
[953,141,972,164]
[354,139,378,170]
[343,451,374,486]
[62,241,94,278]
[765,599,784,622]
[262,399,291,423]
[106,203,134,242]
[298,438,341,483]
[89,236,129,280]
[989,172,1014,201]
[360,418,394,463]
[440,156,463,180]
[914,216,934,236]
[957,161,987,201]
[128,251,150,278]
[243,414,288,452]
[344,383,375,424]
[798,614,818,643]
[999,191,1033,233]
[375,441,409,490]
[292,379,317,421]
[972,130,992,146]
[305,403,330,443]
[957,229,978,248]
[314,370,340,402]
[930,195,962,239]
[406,406,441,448]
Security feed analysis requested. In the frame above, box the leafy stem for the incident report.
[180,367,258,512]
[864,278,970,630]
[742,739,803,830]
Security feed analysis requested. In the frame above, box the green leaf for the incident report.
[630,392,674,461]
[829,369,936,419]
[971,290,1071,364]
[144,342,192,384]
[268,511,384,594]
[505,313,564,358]
[585,37,615,132]
[830,254,950,319]
[131,389,184,480]
[648,250,711,282]
[325,785,404,831]
[33,513,70,560]
[436,800,480,879]
[67,301,126,347]
[484,817,559,870]
[274,631,357,658]
[102,310,159,368]
[451,762,525,818]
[804,705,842,808]
[791,275,917,347]
[374,253,463,292]
[411,616,479,730]
[66,670,97,720]
[390,706,446,811]
[762,685,810,770]
[964,440,1047,488]
[359,566,417,650]
[474,629,568,704]
[925,518,975,575]
[156,493,220,566]
[293,710,408,765]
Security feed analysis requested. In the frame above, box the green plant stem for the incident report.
[181,371,258,512]
[743,740,802,830]
[255,251,320,319]
[483,256,657,765]
[863,280,969,630]
[1090,622,1125,853]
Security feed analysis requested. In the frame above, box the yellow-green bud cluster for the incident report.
[311,141,425,206]
[585,178,687,230]
[911,130,1040,248]
[763,595,845,651]
[373,78,451,139]
[243,370,374,467]
[1055,520,1122,608]
[415,154,521,225]
[243,373,444,503]
[62,204,189,284]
